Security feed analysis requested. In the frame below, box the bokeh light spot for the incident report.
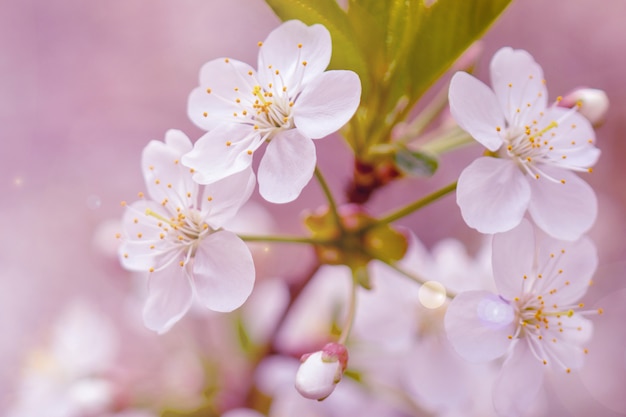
[418,281,447,309]
[86,195,102,210]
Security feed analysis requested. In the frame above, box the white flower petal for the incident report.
[119,201,182,271]
[257,129,316,203]
[492,219,536,300]
[492,341,545,417]
[444,290,516,362]
[534,234,597,304]
[181,123,261,185]
[119,240,180,272]
[404,337,469,409]
[546,314,592,370]
[527,169,597,241]
[293,70,361,139]
[201,167,256,227]
[490,47,547,126]
[142,262,194,334]
[193,231,255,312]
[540,107,600,168]
[188,58,257,130]
[163,129,193,154]
[141,132,197,207]
[456,157,531,234]
[258,20,331,90]
[449,71,506,151]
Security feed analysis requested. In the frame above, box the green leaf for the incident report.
[395,146,439,177]
[264,0,370,94]
[403,0,512,102]
[345,0,388,98]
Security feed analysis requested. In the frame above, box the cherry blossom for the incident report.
[295,343,348,401]
[560,88,609,125]
[6,301,119,417]
[118,129,256,333]
[182,20,361,203]
[449,47,601,240]
[352,235,504,416]
[444,219,599,416]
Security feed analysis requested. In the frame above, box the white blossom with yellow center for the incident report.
[182,20,361,204]
[118,130,256,333]
[445,220,600,416]
[449,47,601,240]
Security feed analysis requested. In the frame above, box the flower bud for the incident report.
[295,343,348,401]
[560,88,609,125]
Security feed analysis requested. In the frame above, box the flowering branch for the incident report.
[314,165,344,231]
[337,272,359,345]
[374,181,458,226]
[238,234,331,245]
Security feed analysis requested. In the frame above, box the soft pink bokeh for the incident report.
[1,0,624,415]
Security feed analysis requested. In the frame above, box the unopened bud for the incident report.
[560,88,609,125]
[295,343,348,401]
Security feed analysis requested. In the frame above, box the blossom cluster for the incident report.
[109,17,607,417]
[444,47,603,415]
[118,20,361,333]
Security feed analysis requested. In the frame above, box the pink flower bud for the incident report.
[560,88,609,125]
[294,343,348,401]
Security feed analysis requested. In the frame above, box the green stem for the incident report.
[238,234,330,245]
[382,260,457,299]
[338,272,359,345]
[375,181,457,226]
[383,262,428,286]
[314,166,343,230]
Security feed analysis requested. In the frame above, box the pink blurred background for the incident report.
[1,0,624,415]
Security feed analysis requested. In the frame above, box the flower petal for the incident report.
[540,107,600,168]
[119,239,181,272]
[142,262,194,334]
[141,131,197,207]
[456,157,531,234]
[404,336,469,409]
[546,314,593,371]
[257,129,316,203]
[527,169,597,241]
[448,71,506,151]
[119,200,182,272]
[492,219,536,300]
[534,233,597,304]
[181,123,261,185]
[188,58,257,130]
[258,20,331,90]
[492,340,545,417]
[444,290,516,362]
[201,167,256,227]
[293,70,361,139]
[192,230,255,312]
[489,47,547,126]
